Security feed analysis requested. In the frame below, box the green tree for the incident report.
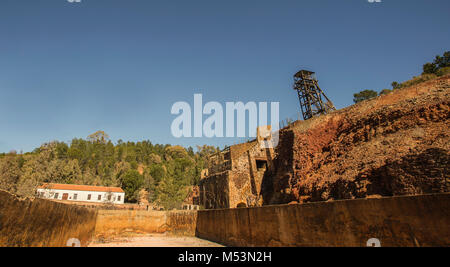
[120,169,144,203]
[379,89,392,95]
[165,146,188,160]
[433,51,450,69]
[87,130,110,144]
[149,164,166,185]
[142,169,156,202]
[353,90,378,103]
[55,142,69,159]
[391,81,401,90]
[0,156,22,193]
[423,62,437,74]
[155,175,185,210]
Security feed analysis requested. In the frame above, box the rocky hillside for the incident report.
[265,74,450,204]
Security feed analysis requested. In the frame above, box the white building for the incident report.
[36,183,125,205]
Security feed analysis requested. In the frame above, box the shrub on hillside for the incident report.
[400,73,437,88]
[379,89,392,95]
[423,63,438,74]
[436,66,450,77]
[391,81,401,90]
[422,51,449,75]
[353,90,378,103]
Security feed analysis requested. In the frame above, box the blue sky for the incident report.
[0,0,449,153]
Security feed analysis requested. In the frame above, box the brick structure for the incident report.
[199,126,275,209]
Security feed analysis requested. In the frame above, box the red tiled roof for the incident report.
[38,183,124,193]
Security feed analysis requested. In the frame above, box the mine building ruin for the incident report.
[293,70,336,120]
[199,126,275,209]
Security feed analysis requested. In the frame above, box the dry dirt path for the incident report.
[88,233,224,247]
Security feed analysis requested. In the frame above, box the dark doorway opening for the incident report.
[256,160,267,171]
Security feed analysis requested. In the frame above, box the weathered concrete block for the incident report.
[195,193,450,247]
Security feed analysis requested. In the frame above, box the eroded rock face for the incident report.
[266,75,450,204]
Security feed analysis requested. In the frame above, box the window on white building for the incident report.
[73,194,78,200]
[98,195,101,200]
[87,194,91,200]
[118,196,121,201]
[54,193,59,199]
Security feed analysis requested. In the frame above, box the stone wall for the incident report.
[200,139,275,209]
[0,190,97,247]
[94,209,197,238]
[228,144,270,208]
[195,193,450,247]
[199,171,230,209]
[166,210,198,236]
[94,210,167,238]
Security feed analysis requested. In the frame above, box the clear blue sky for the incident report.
[0,0,449,153]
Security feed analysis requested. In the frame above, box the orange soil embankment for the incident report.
[266,75,450,204]
[0,190,97,247]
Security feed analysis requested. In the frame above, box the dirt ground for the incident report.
[88,233,224,247]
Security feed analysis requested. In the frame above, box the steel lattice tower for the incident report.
[293,70,336,120]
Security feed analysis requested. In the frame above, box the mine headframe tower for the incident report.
[293,70,336,120]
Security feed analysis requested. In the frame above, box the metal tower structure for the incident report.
[293,70,336,120]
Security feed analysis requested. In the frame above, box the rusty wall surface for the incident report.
[196,193,450,247]
[0,190,97,247]
[228,144,270,208]
[166,210,198,236]
[94,209,197,238]
[200,139,275,209]
[94,210,167,238]
[229,142,256,162]
[199,171,230,209]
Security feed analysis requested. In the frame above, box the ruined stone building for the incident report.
[200,74,450,209]
[182,186,200,210]
[199,126,275,209]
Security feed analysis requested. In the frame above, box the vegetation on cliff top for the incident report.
[353,51,450,103]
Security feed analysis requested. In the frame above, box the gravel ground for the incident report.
[88,233,224,247]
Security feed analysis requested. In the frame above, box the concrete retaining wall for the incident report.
[3,189,447,247]
[166,210,198,236]
[94,209,197,238]
[0,190,97,247]
[195,193,450,247]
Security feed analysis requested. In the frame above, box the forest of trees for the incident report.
[0,131,219,209]
[2,51,448,209]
